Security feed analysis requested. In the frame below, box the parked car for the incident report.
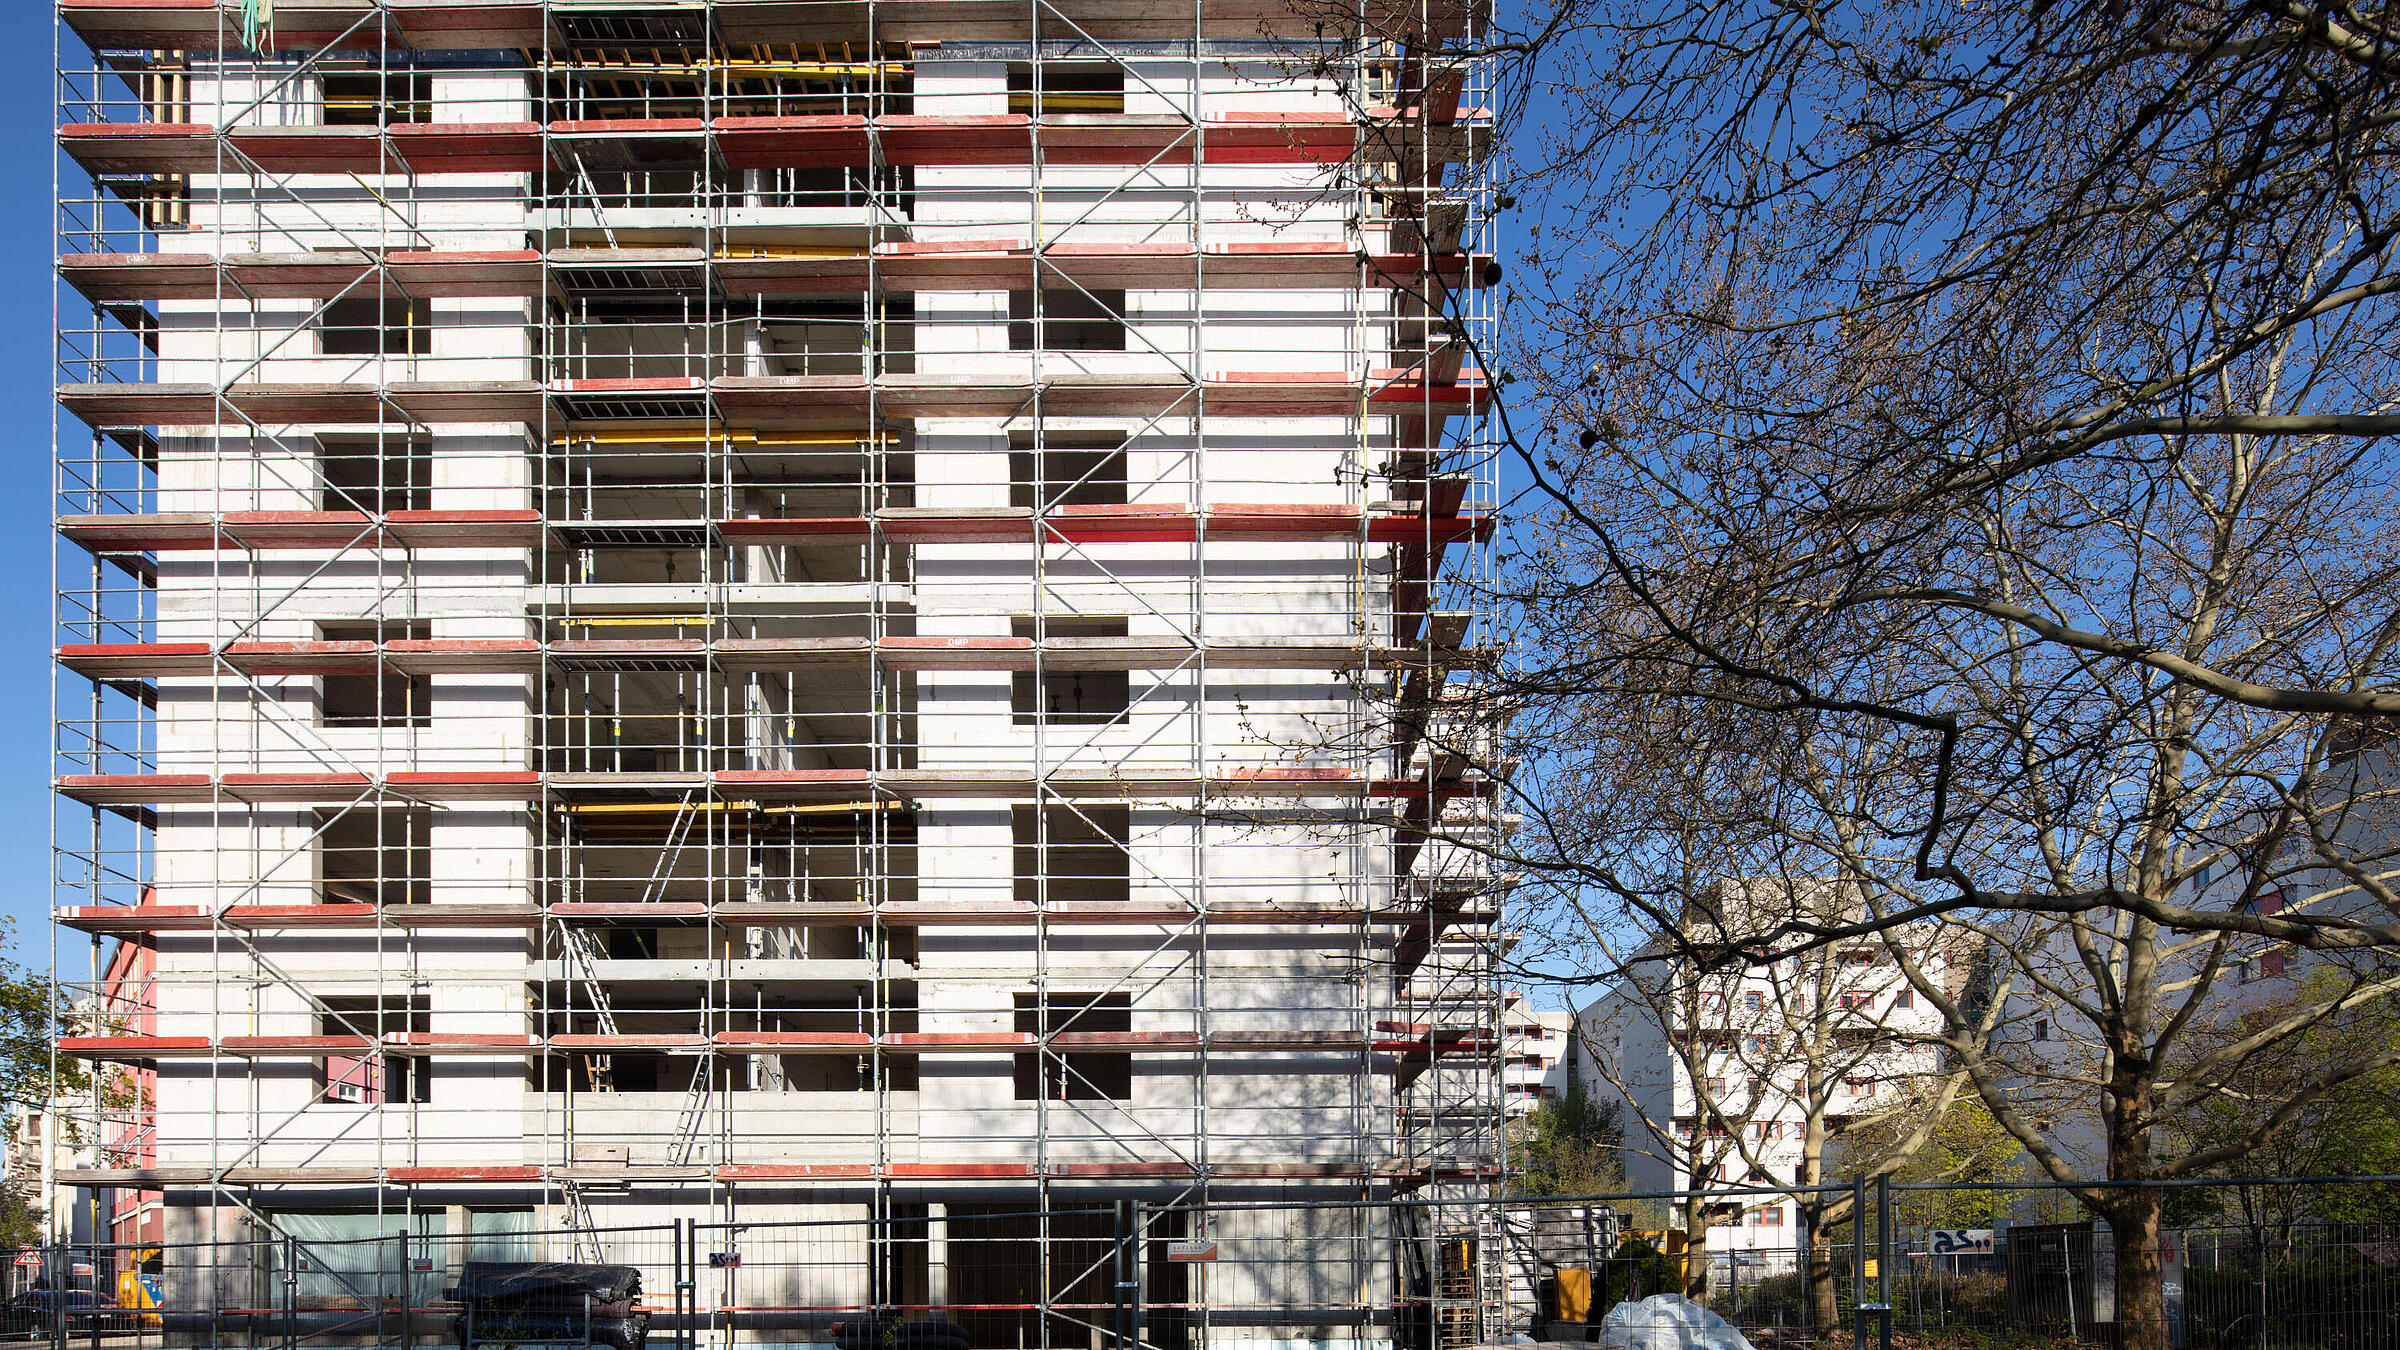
[451,1262,648,1350]
[0,1289,127,1340]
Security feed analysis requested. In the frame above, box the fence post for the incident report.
[676,1219,697,1350]
[281,1235,297,1350]
[1874,1174,1892,1350]
[1851,1177,1867,1350]
[2253,1218,2267,1350]
[1113,1199,1137,1350]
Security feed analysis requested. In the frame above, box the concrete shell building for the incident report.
[48,0,1503,1341]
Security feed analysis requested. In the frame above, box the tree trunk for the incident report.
[1805,1235,1840,1332]
[2108,1189,2169,1350]
[1680,1195,1712,1306]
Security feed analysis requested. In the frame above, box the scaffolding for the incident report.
[52,0,1504,1340]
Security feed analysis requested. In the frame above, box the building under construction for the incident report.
[50,0,1502,1339]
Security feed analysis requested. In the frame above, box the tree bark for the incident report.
[1680,1194,1713,1306]
[1805,1234,1839,1333]
[2105,1188,2169,1350]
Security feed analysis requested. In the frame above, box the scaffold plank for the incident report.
[63,245,1481,303]
[59,373,1482,427]
[59,0,1477,48]
[64,115,1467,180]
[54,898,1429,934]
[52,1159,1479,1187]
[58,636,1465,680]
[58,767,1475,806]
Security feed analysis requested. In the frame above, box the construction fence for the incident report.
[4,1187,2396,1350]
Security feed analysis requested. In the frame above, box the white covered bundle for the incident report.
[1595,1294,1755,1350]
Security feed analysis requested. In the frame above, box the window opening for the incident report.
[1010,617,1131,725]
[320,296,430,356]
[1007,64,1125,115]
[1013,991,1132,1100]
[1009,289,1126,352]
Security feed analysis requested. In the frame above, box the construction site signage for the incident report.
[1165,1241,1218,1263]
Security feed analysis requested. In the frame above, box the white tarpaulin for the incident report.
[1596,1294,1756,1350]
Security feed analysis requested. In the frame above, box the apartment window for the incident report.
[319,435,431,514]
[1011,618,1130,725]
[317,805,431,906]
[1750,1121,1779,1141]
[1698,992,1724,1012]
[1006,64,1125,115]
[1008,435,1128,510]
[1759,1206,1785,1227]
[1744,1035,1773,1056]
[2241,947,2292,982]
[1839,991,1873,1010]
[1009,288,1126,352]
[322,71,432,126]
[318,622,431,728]
[318,998,430,1104]
[1702,1076,1725,1097]
[1894,987,1915,1010]
[1012,804,1131,904]
[320,296,429,356]
[1013,991,1132,1101]
[1843,1076,1873,1097]
[2032,1019,2050,1041]
[1744,990,1766,1012]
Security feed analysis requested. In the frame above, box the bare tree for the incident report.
[1574,876,1972,1322]
[1345,4,2400,1348]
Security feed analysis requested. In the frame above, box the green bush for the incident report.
[1733,1271,1807,1326]
[1596,1236,1690,1308]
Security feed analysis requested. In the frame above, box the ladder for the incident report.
[563,925,621,1090]
[1474,1205,1510,1343]
[560,1180,609,1264]
[570,793,702,1090]
[666,1054,714,1166]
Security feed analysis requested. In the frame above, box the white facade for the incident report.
[1570,925,1950,1250]
[1502,1006,1570,1117]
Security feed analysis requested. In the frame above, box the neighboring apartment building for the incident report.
[1501,1003,1570,1117]
[1570,889,1954,1251]
[1984,743,2400,1199]
[48,0,1501,1335]
[3,1099,99,1252]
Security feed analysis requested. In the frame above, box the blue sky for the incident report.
[4,9,72,958]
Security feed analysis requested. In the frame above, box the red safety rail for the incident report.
[60,244,1485,301]
[59,114,1465,177]
[56,767,1487,807]
[61,1029,1420,1059]
[56,505,1486,553]
[54,898,1432,934]
[52,1159,1480,1185]
[54,510,543,553]
[57,635,1466,679]
[57,371,1487,426]
[57,0,1477,48]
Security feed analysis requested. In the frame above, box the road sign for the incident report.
[1165,1241,1217,1263]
